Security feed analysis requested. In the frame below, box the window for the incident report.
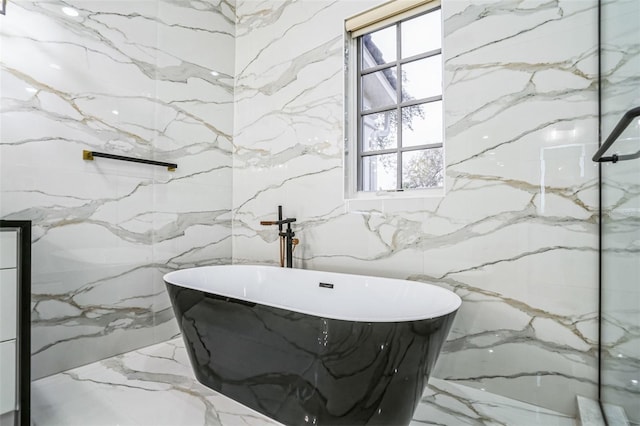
[346,1,443,194]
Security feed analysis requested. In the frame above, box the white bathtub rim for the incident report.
[164,265,461,323]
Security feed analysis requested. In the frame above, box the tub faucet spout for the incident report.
[260,205,298,268]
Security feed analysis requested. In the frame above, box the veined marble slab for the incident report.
[0,0,234,379]
[232,0,600,416]
[2,0,607,418]
[576,395,605,426]
[31,337,576,426]
[599,1,640,424]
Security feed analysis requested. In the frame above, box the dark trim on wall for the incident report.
[0,220,31,426]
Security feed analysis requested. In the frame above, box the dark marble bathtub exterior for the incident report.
[165,283,457,426]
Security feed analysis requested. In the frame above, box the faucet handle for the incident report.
[261,218,296,226]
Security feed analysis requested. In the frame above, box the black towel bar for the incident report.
[83,150,177,171]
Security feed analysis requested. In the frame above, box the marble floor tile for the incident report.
[413,380,576,426]
[31,338,576,426]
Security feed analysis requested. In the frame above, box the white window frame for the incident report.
[344,0,444,199]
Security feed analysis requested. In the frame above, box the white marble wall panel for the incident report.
[599,1,640,422]
[233,0,599,416]
[600,153,639,425]
[0,0,234,379]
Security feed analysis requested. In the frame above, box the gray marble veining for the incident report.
[599,1,640,422]
[1,0,628,419]
[0,0,234,379]
[232,0,600,416]
[31,337,576,426]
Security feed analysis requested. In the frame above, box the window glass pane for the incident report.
[362,110,398,152]
[402,101,442,147]
[361,68,398,111]
[401,55,442,102]
[355,6,445,194]
[402,148,444,189]
[362,154,397,191]
[401,9,441,58]
[361,26,396,70]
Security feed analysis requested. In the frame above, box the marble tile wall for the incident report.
[599,0,640,422]
[0,0,234,379]
[0,0,609,418]
[233,0,600,416]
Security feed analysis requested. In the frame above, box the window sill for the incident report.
[345,186,445,201]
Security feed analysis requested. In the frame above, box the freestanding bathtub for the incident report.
[164,265,461,426]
